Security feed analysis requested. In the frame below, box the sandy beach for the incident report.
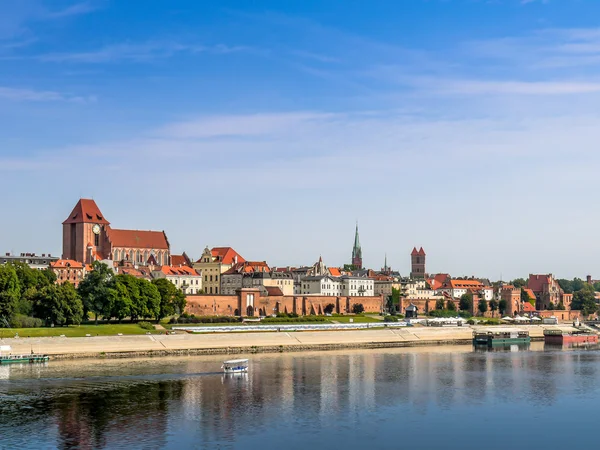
[0,324,578,359]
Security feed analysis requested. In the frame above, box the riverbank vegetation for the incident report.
[0,262,186,328]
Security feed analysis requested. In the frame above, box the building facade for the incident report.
[62,199,170,266]
[300,275,374,297]
[221,261,270,295]
[1,252,59,270]
[151,265,202,295]
[193,246,245,295]
[51,259,86,287]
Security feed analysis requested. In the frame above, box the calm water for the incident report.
[0,344,599,449]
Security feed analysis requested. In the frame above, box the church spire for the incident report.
[351,222,363,269]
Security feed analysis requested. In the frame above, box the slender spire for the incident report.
[351,221,363,269]
[384,253,388,271]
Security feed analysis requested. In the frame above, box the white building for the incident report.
[152,265,202,295]
[300,275,374,297]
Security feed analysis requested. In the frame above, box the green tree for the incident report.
[137,279,161,319]
[391,287,401,305]
[107,280,132,322]
[352,303,365,314]
[78,262,114,324]
[324,303,335,314]
[521,289,531,303]
[594,282,600,292]
[478,299,488,315]
[511,278,527,288]
[116,274,142,320]
[498,299,507,315]
[547,302,555,310]
[556,301,566,311]
[459,293,473,312]
[446,300,456,311]
[572,278,586,292]
[32,285,64,326]
[0,264,20,320]
[60,282,83,325]
[572,285,598,316]
[489,299,498,315]
[152,278,186,321]
[435,298,445,310]
[557,279,574,294]
[343,264,356,272]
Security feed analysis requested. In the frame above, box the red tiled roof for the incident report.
[158,265,199,276]
[210,247,246,265]
[171,254,190,267]
[418,247,425,256]
[448,280,484,289]
[329,267,342,277]
[51,259,84,269]
[223,261,269,275]
[428,273,450,289]
[107,228,169,249]
[411,247,419,256]
[265,286,283,296]
[522,302,536,312]
[523,288,536,300]
[63,199,110,225]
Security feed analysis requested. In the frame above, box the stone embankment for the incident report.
[0,325,579,360]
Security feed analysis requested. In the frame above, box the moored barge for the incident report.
[543,329,598,345]
[473,330,530,347]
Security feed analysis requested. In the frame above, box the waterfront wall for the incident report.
[185,290,384,317]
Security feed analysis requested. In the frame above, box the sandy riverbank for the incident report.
[0,324,579,360]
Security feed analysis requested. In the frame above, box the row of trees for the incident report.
[435,293,509,316]
[0,261,186,327]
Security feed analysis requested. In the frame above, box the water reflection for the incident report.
[1,346,600,449]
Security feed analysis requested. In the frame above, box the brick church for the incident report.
[62,199,170,266]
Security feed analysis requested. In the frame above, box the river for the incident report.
[0,343,598,449]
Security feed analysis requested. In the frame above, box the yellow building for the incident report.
[193,247,245,295]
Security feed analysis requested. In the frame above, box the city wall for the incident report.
[185,290,384,317]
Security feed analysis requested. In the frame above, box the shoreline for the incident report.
[0,324,571,361]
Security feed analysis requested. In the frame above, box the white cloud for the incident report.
[0,86,94,102]
[37,41,249,63]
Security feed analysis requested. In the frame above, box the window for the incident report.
[94,233,99,246]
[210,275,213,282]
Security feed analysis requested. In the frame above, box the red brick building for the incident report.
[410,247,426,279]
[51,259,86,287]
[62,199,170,266]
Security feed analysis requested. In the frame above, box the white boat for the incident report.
[222,359,249,374]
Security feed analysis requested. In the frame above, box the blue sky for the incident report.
[2,0,600,279]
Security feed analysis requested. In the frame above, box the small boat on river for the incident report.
[543,329,599,345]
[0,345,49,365]
[473,330,530,347]
[222,359,249,374]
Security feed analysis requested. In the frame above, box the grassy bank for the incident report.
[0,324,157,338]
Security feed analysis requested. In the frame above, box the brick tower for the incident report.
[410,247,426,279]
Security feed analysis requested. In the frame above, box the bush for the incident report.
[138,321,154,330]
[8,314,44,328]
[262,316,327,323]
[173,316,243,324]
[352,303,365,314]
[467,319,476,325]
[482,318,500,325]
[384,315,399,322]
[429,310,460,318]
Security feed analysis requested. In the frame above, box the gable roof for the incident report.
[427,273,450,289]
[329,267,342,277]
[157,265,200,276]
[63,199,110,225]
[51,259,84,269]
[210,247,246,265]
[523,288,536,300]
[411,247,419,256]
[171,253,192,267]
[447,280,484,289]
[265,286,284,296]
[107,228,169,250]
[522,302,536,312]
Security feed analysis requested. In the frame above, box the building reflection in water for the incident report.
[1,345,599,448]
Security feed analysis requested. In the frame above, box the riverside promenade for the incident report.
[0,324,578,360]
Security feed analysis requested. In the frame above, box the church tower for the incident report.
[351,223,363,269]
[62,199,110,264]
[410,247,426,279]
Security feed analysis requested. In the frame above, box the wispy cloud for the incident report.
[0,86,95,103]
[45,1,99,19]
[38,41,250,63]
